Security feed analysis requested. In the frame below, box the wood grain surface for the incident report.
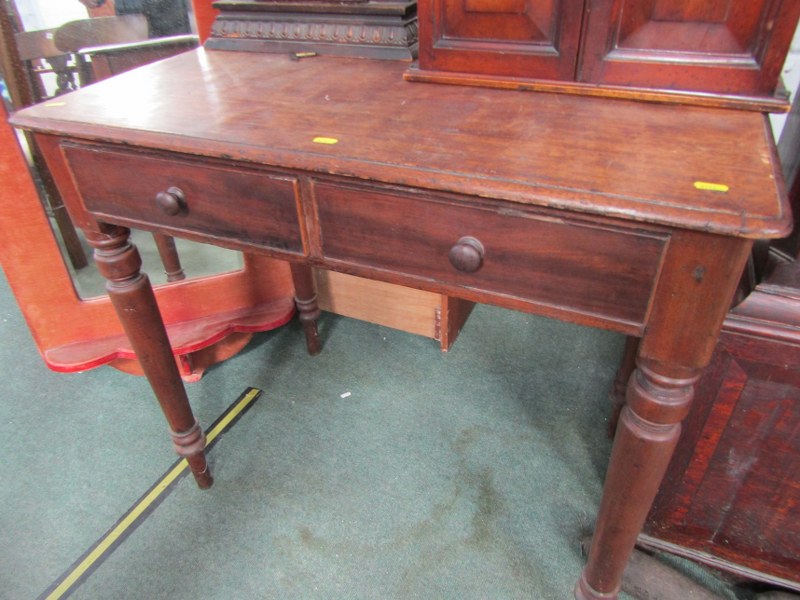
[11,50,790,239]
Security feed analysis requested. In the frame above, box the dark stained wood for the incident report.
[578,363,702,599]
[448,236,484,274]
[418,0,584,80]
[62,142,305,256]
[0,106,295,382]
[86,225,211,488]
[312,178,667,332]
[580,538,723,600]
[579,0,800,99]
[10,50,791,600]
[412,0,800,109]
[206,0,418,60]
[403,64,792,113]
[13,27,79,98]
[640,261,800,592]
[724,261,800,344]
[0,6,87,269]
[11,52,789,239]
[638,231,755,374]
[439,295,475,351]
[53,15,148,54]
[75,31,200,293]
[79,34,198,82]
[608,335,639,435]
[152,233,185,281]
[0,1,36,108]
[12,27,74,93]
[578,230,753,599]
[27,143,89,269]
[290,263,322,355]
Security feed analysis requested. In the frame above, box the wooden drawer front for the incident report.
[64,144,304,255]
[314,181,666,327]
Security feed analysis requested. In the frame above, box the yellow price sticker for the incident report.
[694,181,729,193]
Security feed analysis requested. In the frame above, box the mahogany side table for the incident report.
[10,50,791,600]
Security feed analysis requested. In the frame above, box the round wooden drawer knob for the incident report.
[155,186,185,216]
[448,236,485,273]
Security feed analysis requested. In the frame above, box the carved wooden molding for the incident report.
[210,18,418,49]
[206,0,418,59]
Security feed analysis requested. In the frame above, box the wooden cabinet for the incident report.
[411,0,800,109]
[418,0,584,79]
[581,0,800,97]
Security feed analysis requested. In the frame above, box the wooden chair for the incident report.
[0,3,88,269]
[53,14,149,86]
[77,33,198,83]
[14,28,77,100]
[53,14,149,51]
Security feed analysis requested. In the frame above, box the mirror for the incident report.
[3,0,244,299]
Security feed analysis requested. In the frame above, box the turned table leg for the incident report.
[608,336,640,437]
[290,263,322,356]
[576,231,753,599]
[576,360,698,599]
[152,233,186,282]
[88,226,212,489]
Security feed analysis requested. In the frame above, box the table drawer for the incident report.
[314,180,667,327]
[63,143,304,255]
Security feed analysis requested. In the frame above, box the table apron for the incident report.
[62,141,672,335]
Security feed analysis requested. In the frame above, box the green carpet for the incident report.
[0,264,741,599]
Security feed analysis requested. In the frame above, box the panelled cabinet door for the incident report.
[579,0,800,97]
[418,0,585,80]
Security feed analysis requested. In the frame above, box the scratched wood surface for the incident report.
[10,49,790,239]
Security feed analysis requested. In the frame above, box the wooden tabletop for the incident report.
[11,49,791,238]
